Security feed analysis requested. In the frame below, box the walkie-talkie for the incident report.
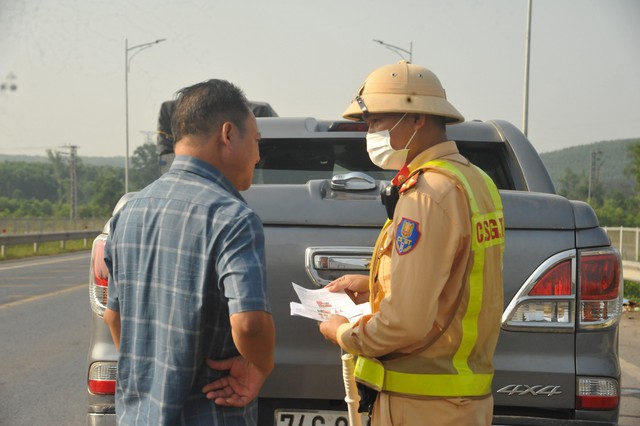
[380,184,399,220]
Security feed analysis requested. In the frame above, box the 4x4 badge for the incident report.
[497,384,563,397]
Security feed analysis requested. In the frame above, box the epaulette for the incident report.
[399,172,421,193]
[382,164,430,217]
[391,165,410,187]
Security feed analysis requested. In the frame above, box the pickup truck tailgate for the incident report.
[244,181,614,414]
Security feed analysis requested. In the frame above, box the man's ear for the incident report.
[220,121,234,147]
[412,114,427,130]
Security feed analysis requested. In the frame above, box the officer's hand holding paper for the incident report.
[290,282,371,322]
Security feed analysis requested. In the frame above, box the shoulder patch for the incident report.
[395,217,421,255]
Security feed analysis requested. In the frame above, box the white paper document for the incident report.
[290,282,371,322]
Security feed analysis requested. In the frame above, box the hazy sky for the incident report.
[0,0,638,158]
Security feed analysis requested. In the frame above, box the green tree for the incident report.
[47,149,69,204]
[625,281,640,302]
[556,169,591,201]
[130,143,160,191]
[593,191,640,227]
[0,197,20,217]
[0,161,60,201]
[596,196,629,226]
[0,158,124,219]
[625,142,640,191]
[79,168,125,217]
[77,164,121,208]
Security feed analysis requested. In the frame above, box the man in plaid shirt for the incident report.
[104,79,275,425]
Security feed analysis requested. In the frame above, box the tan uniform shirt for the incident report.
[337,141,502,378]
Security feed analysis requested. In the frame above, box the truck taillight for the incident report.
[89,234,109,317]
[503,247,623,332]
[88,362,117,395]
[576,377,619,410]
[528,260,572,296]
[578,249,623,329]
[502,251,576,331]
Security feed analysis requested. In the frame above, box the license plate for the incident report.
[275,409,367,426]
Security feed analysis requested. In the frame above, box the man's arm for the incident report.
[202,212,274,406]
[202,311,275,407]
[103,307,121,352]
[230,311,275,376]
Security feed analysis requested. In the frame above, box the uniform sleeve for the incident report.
[339,175,468,357]
[217,210,271,315]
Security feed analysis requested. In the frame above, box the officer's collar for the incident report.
[391,141,459,186]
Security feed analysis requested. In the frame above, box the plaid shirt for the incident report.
[106,156,270,425]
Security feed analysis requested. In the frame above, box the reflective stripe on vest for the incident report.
[355,159,504,397]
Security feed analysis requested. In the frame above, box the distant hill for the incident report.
[540,138,639,194]
[0,154,125,168]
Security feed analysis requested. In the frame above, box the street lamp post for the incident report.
[372,39,413,63]
[125,37,165,193]
[522,0,532,137]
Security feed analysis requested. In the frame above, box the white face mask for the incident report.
[366,114,417,170]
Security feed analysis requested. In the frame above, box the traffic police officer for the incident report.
[319,61,505,426]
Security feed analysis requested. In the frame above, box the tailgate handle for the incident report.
[305,246,373,287]
[330,172,376,191]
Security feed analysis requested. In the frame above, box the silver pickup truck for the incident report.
[87,117,623,425]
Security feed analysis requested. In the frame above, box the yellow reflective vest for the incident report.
[355,158,505,398]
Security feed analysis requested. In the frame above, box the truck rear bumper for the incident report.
[493,414,617,426]
[87,413,115,426]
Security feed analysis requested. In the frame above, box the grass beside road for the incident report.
[0,239,94,261]
[625,281,640,303]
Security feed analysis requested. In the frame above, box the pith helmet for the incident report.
[342,60,464,124]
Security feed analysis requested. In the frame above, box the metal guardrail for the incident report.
[622,261,640,283]
[603,227,640,262]
[0,229,101,256]
[601,227,640,283]
[0,218,108,234]
[1,224,639,273]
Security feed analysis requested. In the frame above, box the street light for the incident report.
[522,0,532,137]
[125,37,165,193]
[372,39,413,63]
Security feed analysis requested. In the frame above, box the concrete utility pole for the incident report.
[588,149,603,204]
[58,145,79,219]
[69,145,78,219]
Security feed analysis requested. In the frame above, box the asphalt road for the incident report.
[0,252,89,306]
[619,311,640,426]
[0,253,90,426]
[0,252,639,425]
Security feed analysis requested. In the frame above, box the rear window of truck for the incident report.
[253,138,515,190]
[253,138,396,184]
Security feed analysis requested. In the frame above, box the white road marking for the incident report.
[0,283,85,309]
[0,253,90,271]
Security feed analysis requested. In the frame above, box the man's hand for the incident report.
[318,314,349,345]
[202,356,267,407]
[324,274,369,304]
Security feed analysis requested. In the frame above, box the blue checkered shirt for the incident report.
[106,156,270,425]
